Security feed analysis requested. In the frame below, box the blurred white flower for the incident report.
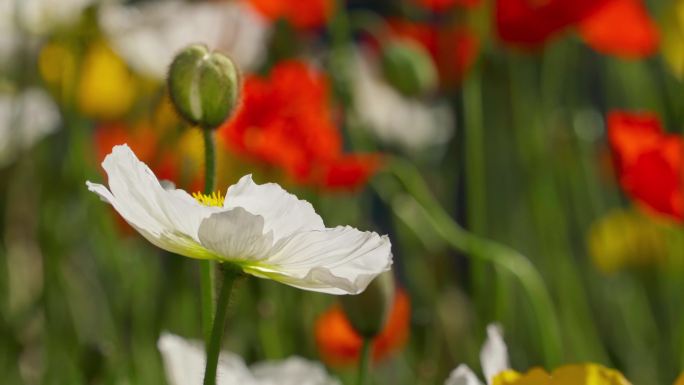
[0,88,61,167]
[158,333,340,385]
[444,324,509,385]
[351,49,454,152]
[0,0,93,64]
[87,145,392,295]
[16,0,94,35]
[99,0,270,80]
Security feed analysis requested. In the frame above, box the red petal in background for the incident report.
[389,20,480,86]
[414,0,481,12]
[607,111,683,222]
[219,60,380,191]
[579,0,659,59]
[247,0,333,29]
[495,0,608,48]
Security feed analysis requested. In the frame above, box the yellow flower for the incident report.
[445,325,631,385]
[493,364,631,385]
[39,40,79,104]
[77,41,136,119]
[587,209,667,273]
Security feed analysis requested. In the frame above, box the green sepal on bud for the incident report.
[167,44,240,129]
[380,40,438,97]
[340,272,395,339]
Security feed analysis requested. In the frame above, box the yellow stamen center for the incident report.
[193,191,225,207]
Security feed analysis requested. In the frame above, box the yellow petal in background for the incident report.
[662,0,684,78]
[553,364,631,385]
[493,368,547,385]
[492,365,631,385]
[77,41,136,120]
[587,209,667,274]
[674,373,684,385]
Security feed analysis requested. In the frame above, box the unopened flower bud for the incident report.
[380,40,437,97]
[167,44,240,129]
[340,272,395,338]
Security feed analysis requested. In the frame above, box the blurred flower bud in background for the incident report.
[388,20,479,87]
[380,40,438,97]
[315,288,410,366]
[339,272,395,338]
[167,44,240,129]
[351,48,454,153]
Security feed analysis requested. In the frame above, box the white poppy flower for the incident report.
[86,145,392,295]
[0,88,60,167]
[351,49,454,152]
[99,0,270,80]
[444,324,509,385]
[158,333,341,385]
[0,0,92,65]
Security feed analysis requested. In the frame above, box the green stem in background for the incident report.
[380,158,562,367]
[203,266,240,385]
[200,129,217,345]
[356,338,372,385]
[463,67,504,320]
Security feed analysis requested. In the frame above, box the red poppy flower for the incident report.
[389,20,479,86]
[607,111,683,222]
[413,0,481,12]
[218,60,379,191]
[247,0,333,29]
[578,0,659,58]
[314,289,410,366]
[495,0,658,58]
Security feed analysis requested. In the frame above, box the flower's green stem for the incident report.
[200,129,217,345]
[200,261,215,345]
[356,338,372,385]
[203,266,240,385]
[203,129,216,194]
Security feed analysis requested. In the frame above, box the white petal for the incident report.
[225,175,325,241]
[0,88,60,167]
[86,145,216,258]
[250,357,340,385]
[247,226,392,295]
[480,324,510,385]
[100,1,270,79]
[444,365,484,385]
[197,208,275,264]
[158,333,253,385]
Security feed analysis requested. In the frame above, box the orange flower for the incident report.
[607,111,683,222]
[247,0,333,29]
[218,60,379,191]
[314,289,410,366]
[495,0,658,58]
[389,20,479,86]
